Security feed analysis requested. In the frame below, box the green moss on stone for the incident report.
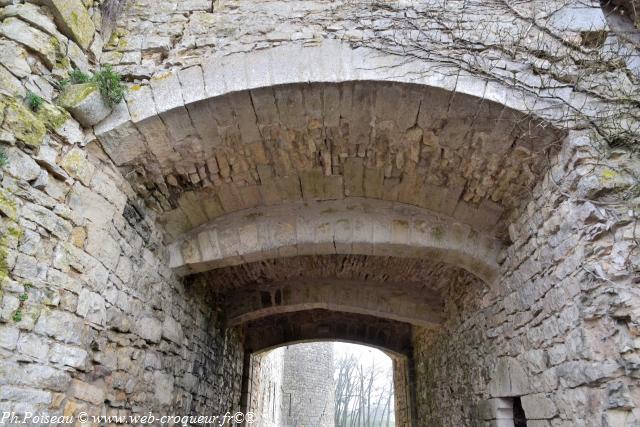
[57,83,100,108]
[0,96,46,148]
[49,0,96,50]
[0,191,17,223]
[36,102,71,131]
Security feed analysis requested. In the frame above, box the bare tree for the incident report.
[334,351,395,427]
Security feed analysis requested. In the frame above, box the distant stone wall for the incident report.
[280,343,335,427]
[249,343,335,427]
[247,348,285,427]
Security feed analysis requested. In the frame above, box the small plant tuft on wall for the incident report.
[92,65,127,106]
[25,91,44,112]
[0,148,7,168]
[60,66,127,107]
[61,69,91,87]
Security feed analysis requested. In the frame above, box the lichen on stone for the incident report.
[56,83,100,108]
[36,102,71,131]
[0,95,46,148]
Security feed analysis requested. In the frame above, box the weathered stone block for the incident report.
[135,316,162,343]
[153,371,174,405]
[521,394,557,420]
[162,316,183,344]
[85,226,120,270]
[0,18,60,68]
[0,361,70,392]
[69,379,104,405]
[76,289,106,326]
[42,0,95,49]
[57,83,112,127]
[1,147,41,181]
[49,342,89,370]
[0,324,20,350]
[0,95,47,147]
[34,310,86,345]
[489,358,529,397]
[60,147,96,185]
[0,385,52,405]
[17,333,49,360]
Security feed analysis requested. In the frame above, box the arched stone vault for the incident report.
[95,41,566,245]
[170,198,501,282]
[242,309,415,356]
[188,253,484,330]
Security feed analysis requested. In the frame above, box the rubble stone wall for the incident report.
[412,132,640,426]
[0,0,243,420]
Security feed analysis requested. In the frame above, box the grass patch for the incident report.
[62,69,91,87]
[25,91,44,112]
[60,66,127,106]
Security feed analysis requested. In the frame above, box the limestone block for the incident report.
[521,394,557,419]
[90,170,128,212]
[85,226,120,270]
[68,182,116,225]
[126,84,157,123]
[0,295,20,322]
[76,289,106,326]
[135,316,162,343]
[60,147,95,185]
[42,0,95,49]
[0,324,19,350]
[228,92,261,144]
[177,65,205,105]
[57,83,112,127]
[94,102,146,165]
[0,18,60,69]
[162,316,184,344]
[344,158,365,197]
[34,310,86,345]
[106,307,131,333]
[196,229,221,263]
[69,379,104,405]
[0,385,52,405]
[0,40,31,78]
[2,147,41,181]
[0,3,60,36]
[0,96,47,147]
[489,358,530,397]
[21,202,72,240]
[0,65,25,98]
[0,361,70,392]
[49,342,89,370]
[547,4,607,32]
[150,71,184,113]
[153,371,174,405]
[34,146,69,180]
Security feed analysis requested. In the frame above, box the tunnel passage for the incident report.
[92,42,569,426]
[187,252,486,427]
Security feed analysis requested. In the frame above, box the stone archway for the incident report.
[91,40,570,427]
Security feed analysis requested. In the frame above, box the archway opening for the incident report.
[245,341,403,427]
